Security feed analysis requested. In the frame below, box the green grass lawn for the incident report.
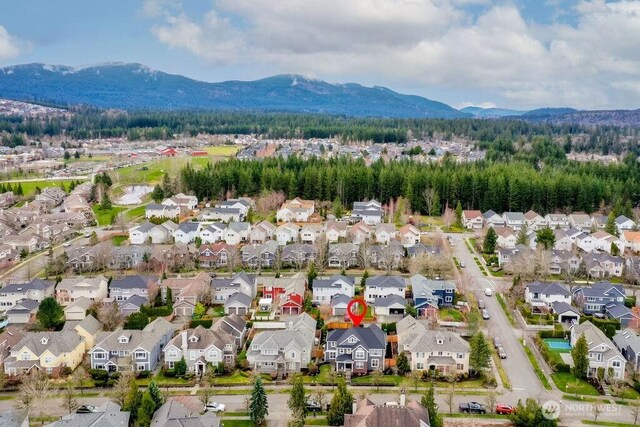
[10,179,82,196]
[304,416,329,425]
[551,372,600,396]
[92,205,126,226]
[581,421,638,427]
[351,374,404,386]
[202,146,240,156]
[137,370,194,386]
[218,421,253,427]
[439,307,464,322]
[523,342,552,390]
[114,156,214,185]
[212,306,225,317]
[496,293,516,327]
[124,205,147,220]
[111,236,128,246]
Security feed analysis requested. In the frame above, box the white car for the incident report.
[204,402,225,413]
[484,288,493,296]
[63,242,72,247]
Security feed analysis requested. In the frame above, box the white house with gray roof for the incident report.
[364,276,406,303]
[247,313,316,375]
[330,294,352,316]
[373,294,407,317]
[89,317,174,372]
[324,325,386,374]
[224,292,252,316]
[223,222,251,245]
[174,222,202,244]
[312,275,355,304]
[212,314,247,349]
[109,275,159,302]
[613,329,640,371]
[397,316,470,374]
[211,272,256,303]
[199,223,226,244]
[56,275,109,306]
[0,278,54,312]
[525,282,572,308]
[351,200,383,225]
[571,320,626,380]
[146,203,179,219]
[163,325,237,373]
[502,212,525,230]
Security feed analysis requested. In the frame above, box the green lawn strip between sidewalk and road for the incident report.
[522,341,552,390]
[496,293,517,327]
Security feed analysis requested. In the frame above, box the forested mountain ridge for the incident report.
[0,63,464,119]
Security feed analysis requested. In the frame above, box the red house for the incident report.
[161,148,177,157]
[261,273,306,315]
[281,292,304,315]
[190,150,208,156]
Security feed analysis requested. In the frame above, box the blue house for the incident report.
[410,274,455,316]
[574,281,625,315]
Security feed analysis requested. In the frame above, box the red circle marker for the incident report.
[346,298,367,327]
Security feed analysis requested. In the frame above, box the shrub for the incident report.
[555,363,571,373]
[538,330,565,339]
[381,323,397,334]
[137,370,151,379]
[189,319,213,328]
[106,379,117,387]
[164,369,176,378]
[580,316,620,338]
[89,369,109,382]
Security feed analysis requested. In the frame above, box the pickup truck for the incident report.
[459,402,487,414]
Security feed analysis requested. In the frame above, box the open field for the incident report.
[112,156,216,185]
[92,205,126,226]
[201,145,240,156]
[8,179,84,196]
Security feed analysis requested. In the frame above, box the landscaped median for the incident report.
[521,340,553,390]
[495,293,516,327]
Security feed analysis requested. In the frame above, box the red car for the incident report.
[496,404,516,415]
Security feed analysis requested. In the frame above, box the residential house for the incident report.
[62,194,90,213]
[163,272,212,317]
[328,243,359,268]
[163,326,237,373]
[0,278,54,312]
[281,243,316,267]
[324,325,386,373]
[397,316,470,374]
[351,200,383,225]
[613,329,640,371]
[570,321,625,380]
[129,221,174,245]
[64,296,93,321]
[199,243,235,269]
[145,203,179,219]
[576,232,596,253]
[483,210,505,228]
[0,191,16,209]
[592,214,609,230]
[494,227,517,249]
[49,402,130,427]
[551,301,581,324]
[223,222,250,245]
[367,241,405,271]
[330,294,352,316]
[616,215,636,235]
[569,213,594,231]
[406,243,441,258]
[174,222,201,244]
[410,275,456,316]
[622,231,640,253]
[151,400,219,427]
[584,253,624,278]
[549,250,581,275]
[300,224,323,244]
[250,220,276,244]
[524,210,547,230]
[606,304,640,328]
[592,231,624,254]
[276,198,315,222]
[247,313,316,374]
[275,223,299,245]
[199,223,226,244]
[162,193,198,214]
[62,314,102,351]
[0,327,24,370]
[201,207,243,223]
[546,213,570,230]
[325,221,348,243]
[4,331,85,376]
[6,299,39,325]
[117,295,148,318]
[211,271,256,303]
[56,275,109,305]
[462,210,483,229]
[399,224,421,247]
[109,275,159,302]
[344,398,430,427]
[312,275,355,304]
[374,223,397,244]
[525,282,572,308]
[364,276,406,303]
[349,222,373,244]
[241,241,278,269]
[503,212,525,230]
[224,292,252,316]
[574,281,626,318]
[89,317,174,372]
[212,314,247,349]
[374,294,407,317]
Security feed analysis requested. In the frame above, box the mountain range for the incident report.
[0,62,638,125]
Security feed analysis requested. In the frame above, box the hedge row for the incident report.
[579,316,620,339]
[189,319,214,328]
[532,335,571,373]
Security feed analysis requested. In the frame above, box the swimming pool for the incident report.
[544,338,571,351]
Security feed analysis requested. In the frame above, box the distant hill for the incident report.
[523,109,640,127]
[0,63,466,119]
[460,106,526,117]
[521,107,578,118]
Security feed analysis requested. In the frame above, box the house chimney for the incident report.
[352,399,358,414]
[181,330,188,352]
[400,389,406,407]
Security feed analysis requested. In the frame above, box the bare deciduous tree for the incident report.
[314,235,328,273]
[485,390,499,414]
[97,302,123,331]
[256,192,286,216]
[423,188,438,216]
[442,203,455,229]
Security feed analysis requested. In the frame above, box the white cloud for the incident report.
[0,25,20,62]
[145,0,640,109]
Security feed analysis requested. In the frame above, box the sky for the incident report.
[1,0,639,111]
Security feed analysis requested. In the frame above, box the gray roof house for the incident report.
[48,401,130,427]
[397,316,470,374]
[117,295,149,317]
[410,275,455,315]
[247,313,316,375]
[571,321,626,380]
[151,399,220,427]
[312,275,355,304]
[0,278,55,312]
[574,281,628,322]
[224,292,252,316]
[344,398,430,427]
[483,210,505,227]
[163,325,237,374]
[324,325,386,374]
[6,299,39,325]
[212,314,247,349]
[330,293,352,316]
[211,271,256,303]
[551,301,581,324]
[613,329,640,371]
[364,276,406,303]
[373,294,406,317]
[524,282,572,308]
[89,317,174,372]
[109,275,159,302]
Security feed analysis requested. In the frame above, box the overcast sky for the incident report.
[1,0,639,110]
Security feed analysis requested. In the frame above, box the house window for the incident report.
[190,351,196,361]
[290,352,296,358]
[456,364,464,370]
[416,362,424,370]
[208,350,219,359]
[168,361,175,369]
[612,361,621,368]
[355,362,364,369]
[445,296,452,302]
[44,356,53,364]
[417,352,424,359]
[168,349,178,359]
[135,351,146,359]
[20,352,30,361]
[94,352,106,360]
[355,350,365,359]
[371,359,379,368]
[457,353,464,359]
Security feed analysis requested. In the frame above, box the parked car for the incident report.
[496,404,516,415]
[306,400,322,412]
[460,261,466,268]
[484,288,493,296]
[493,337,502,349]
[63,242,72,247]
[459,402,486,414]
[204,402,226,413]
[482,309,490,320]
[498,346,507,359]
[478,299,485,309]
[76,405,97,414]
